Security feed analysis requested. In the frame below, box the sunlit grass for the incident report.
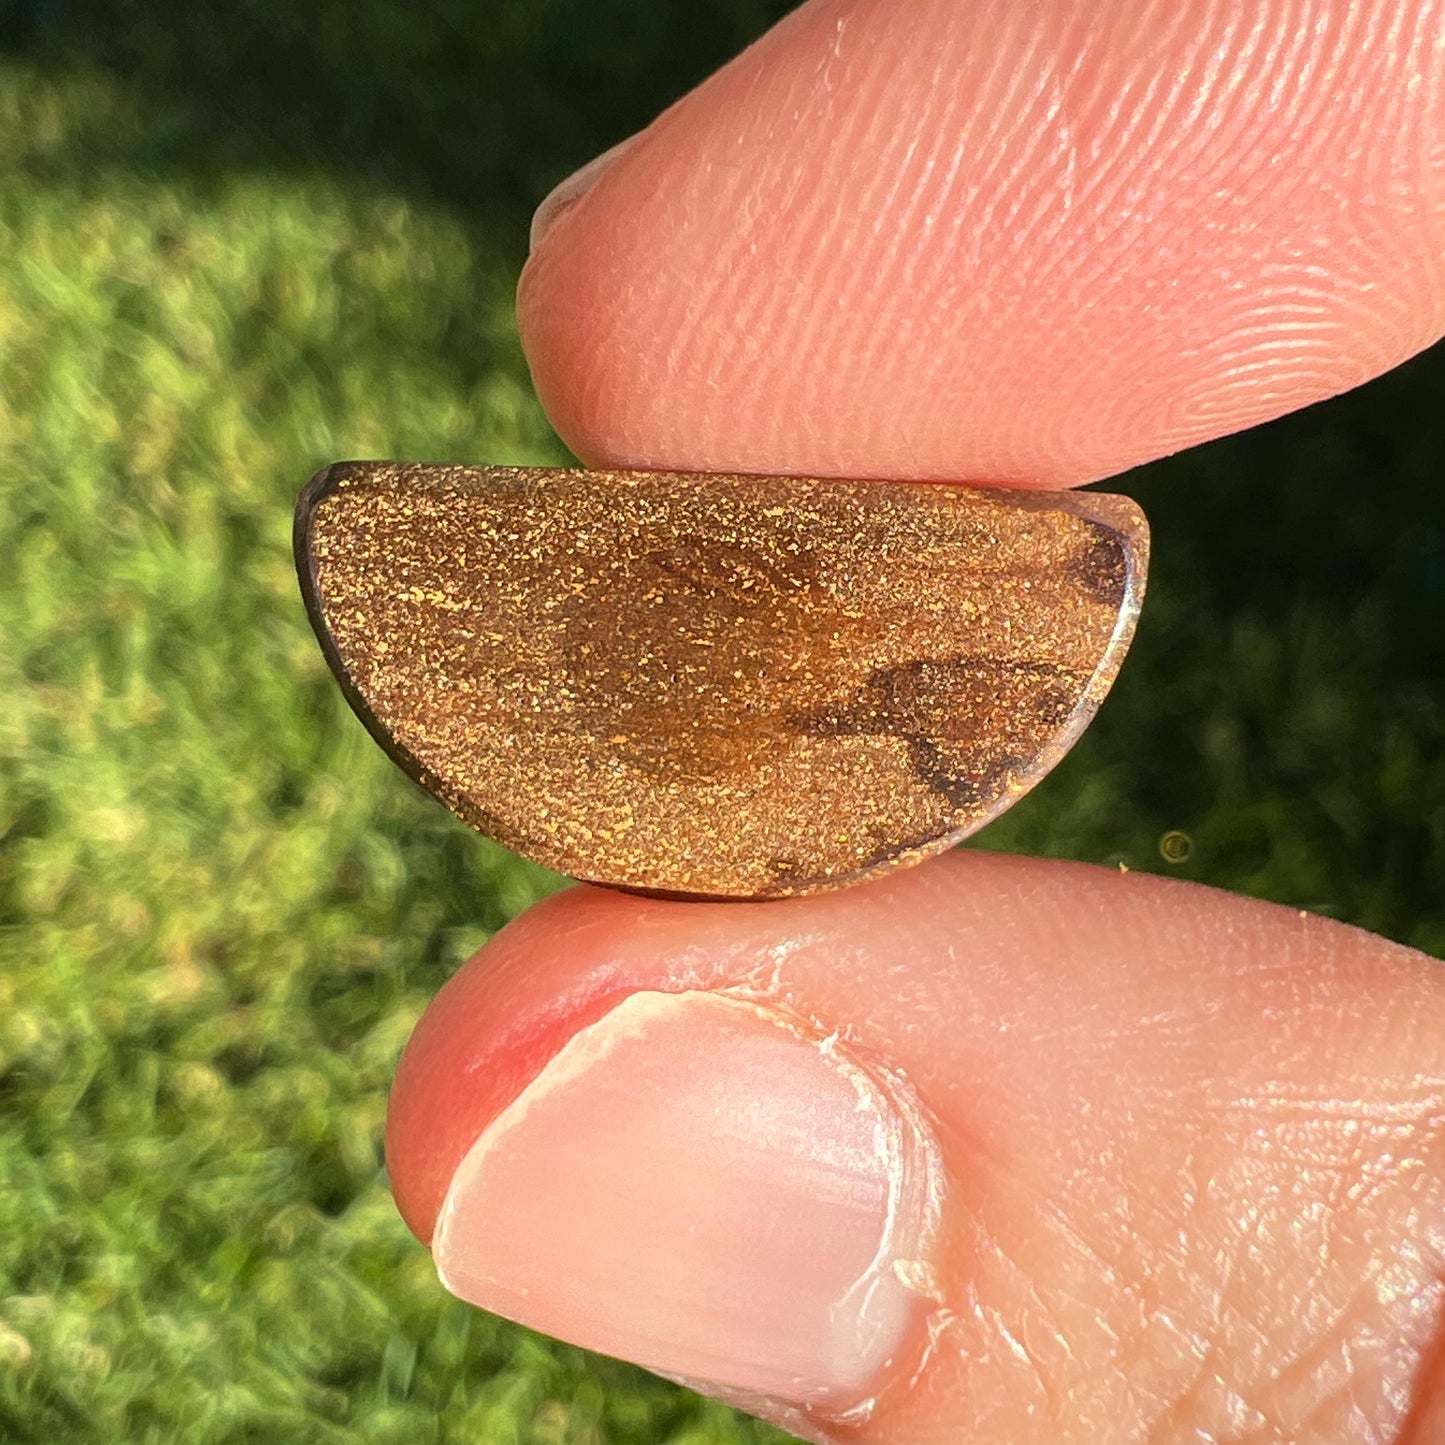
[1,21,1441,1444]
[0,52,789,1445]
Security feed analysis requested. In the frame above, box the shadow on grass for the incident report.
[1,0,797,245]
[1117,348,1445,951]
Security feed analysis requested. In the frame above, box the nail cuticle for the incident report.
[530,135,639,252]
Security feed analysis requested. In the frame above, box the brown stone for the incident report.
[295,464,1148,898]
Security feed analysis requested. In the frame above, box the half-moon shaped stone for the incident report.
[295,464,1148,899]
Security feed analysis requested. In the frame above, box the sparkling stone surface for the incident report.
[296,464,1148,898]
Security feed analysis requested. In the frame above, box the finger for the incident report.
[387,852,1445,1443]
[518,0,1445,486]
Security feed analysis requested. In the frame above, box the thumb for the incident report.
[386,854,1445,1443]
[518,0,1445,487]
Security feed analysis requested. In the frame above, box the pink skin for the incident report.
[387,0,1445,1439]
[518,0,1445,486]
[390,861,1445,1441]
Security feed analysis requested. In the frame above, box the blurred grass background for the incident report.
[0,0,1440,1441]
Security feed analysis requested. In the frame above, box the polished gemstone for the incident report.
[296,464,1148,898]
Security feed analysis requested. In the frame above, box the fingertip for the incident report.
[387,855,1445,1440]
[519,0,1445,484]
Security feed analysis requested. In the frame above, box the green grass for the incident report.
[0,3,1441,1442]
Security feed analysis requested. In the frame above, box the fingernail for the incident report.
[530,135,637,253]
[433,990,944,1421]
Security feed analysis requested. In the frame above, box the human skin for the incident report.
[386,0,1445,1440]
